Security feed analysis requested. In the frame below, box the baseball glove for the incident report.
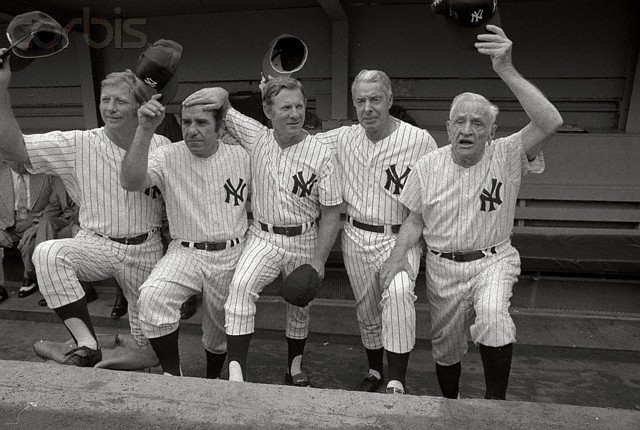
[281,264,321,307]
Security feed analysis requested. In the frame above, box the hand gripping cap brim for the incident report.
[261,34,308,80]
[281,264,321,308]
[6,11,69,59]
[136,39,183,105]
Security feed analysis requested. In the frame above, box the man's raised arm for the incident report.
[0,52,31,164]
[476,25,563,158]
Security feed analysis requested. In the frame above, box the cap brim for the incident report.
[445,6,502,51]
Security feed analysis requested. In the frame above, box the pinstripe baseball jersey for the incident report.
[400,130,545,252]
[23,128,170,237]
[146,141,250,242]
[225,107,342,224]
[315,119,437,225]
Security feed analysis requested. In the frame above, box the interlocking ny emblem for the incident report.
[384,164,411,195]
[224,178,247,206]
[480,178,503,212]
[291,171,317,197]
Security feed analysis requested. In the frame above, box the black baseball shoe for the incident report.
[360,371,384,392]
[180,295,198,320]
[110,290,128,319]
[61,346,102,367]
[284,371,313,387]
[0,286,8,303]
[18,279,38,298]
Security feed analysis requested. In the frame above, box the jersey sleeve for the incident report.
[399,161,424,213]
[23,130,79,177]
[503,130,545,177]
[317,148,343,207]
[225,107,267,150]
[313,127,342,153]
[147,146,167,189]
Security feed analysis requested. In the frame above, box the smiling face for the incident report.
[352,80,393,139]
[447,94,497,166]
[99,83,139,134]
[264,87,306,146]
[181,104,221,158]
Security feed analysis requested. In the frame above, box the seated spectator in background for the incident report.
[0,161,58,299]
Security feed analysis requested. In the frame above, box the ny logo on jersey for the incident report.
[291,171,317,198]
[384,164,411,195]
[144,186,162,199]
[480,178,503,212]
[224,178,247,206]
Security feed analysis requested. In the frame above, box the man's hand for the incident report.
[0,49,11,89]
[0,229,13,248]
[475,25,514,74]
[379,251,415,291]
[182,87,230,114]
[17,225,37,250]
[137,94,165,133]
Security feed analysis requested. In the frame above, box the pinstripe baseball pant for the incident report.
[426,241,520,365]
[225,224,317,339]
[33,229,163,347]
[342,225,421,353]
[138,240,244,354]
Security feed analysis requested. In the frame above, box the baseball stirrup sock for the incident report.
[386,350,410,386]
[365,347,384,376]
[479,343,513,400]
[55,297,98,348]
[205,350,227,379]
[287,337,307,375]
[149,329,181,376]
[227,333,252,380]
[436,361,461,399]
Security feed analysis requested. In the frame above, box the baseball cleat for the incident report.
[61,346,102,367]
[284,371,313,387]
[360,371,384,392]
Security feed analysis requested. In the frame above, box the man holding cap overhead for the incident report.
[380,24,563,400]
[0,41,180,367]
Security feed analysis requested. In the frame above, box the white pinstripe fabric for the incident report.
[225,225,316,339]
[147,141,250,242]
[139,241,244,353]
[24,128,170,237]
[139,140,250,351]
[316,120,437,352]
[25,128,170,347]
[34,230,164,346]
[400,132,544,364]
[223,108,342,340]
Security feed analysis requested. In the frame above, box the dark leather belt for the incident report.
[431,246,496,263]
[99,231,154,245]
[181,237,241,251]
[259,221,314,237]
[347,215,401,234]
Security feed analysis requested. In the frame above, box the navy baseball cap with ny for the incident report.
[431,0,501,51]
[135,39,182,105]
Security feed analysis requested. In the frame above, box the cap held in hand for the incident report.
[136,39,183,105]
[431,0,501,51]
[280,264,321,308]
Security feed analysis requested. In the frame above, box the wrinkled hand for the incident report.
[17,225,37,250]
[0,229,13,248]
[379,252,415,291]
[475,25,513,74]
[0,48,11,89]
[137,94,165,132]
[182,87,229,113]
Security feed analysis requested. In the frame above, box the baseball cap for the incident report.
[261,34,308,80]
[4,11,69,71]
[431,0,501,51]
[135,39,183,105]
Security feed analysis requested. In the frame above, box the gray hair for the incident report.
[261,76,305,107]
[351,69,392,98]
[449,92,499,124]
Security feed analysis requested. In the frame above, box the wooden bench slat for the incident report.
[515,207,640,223]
